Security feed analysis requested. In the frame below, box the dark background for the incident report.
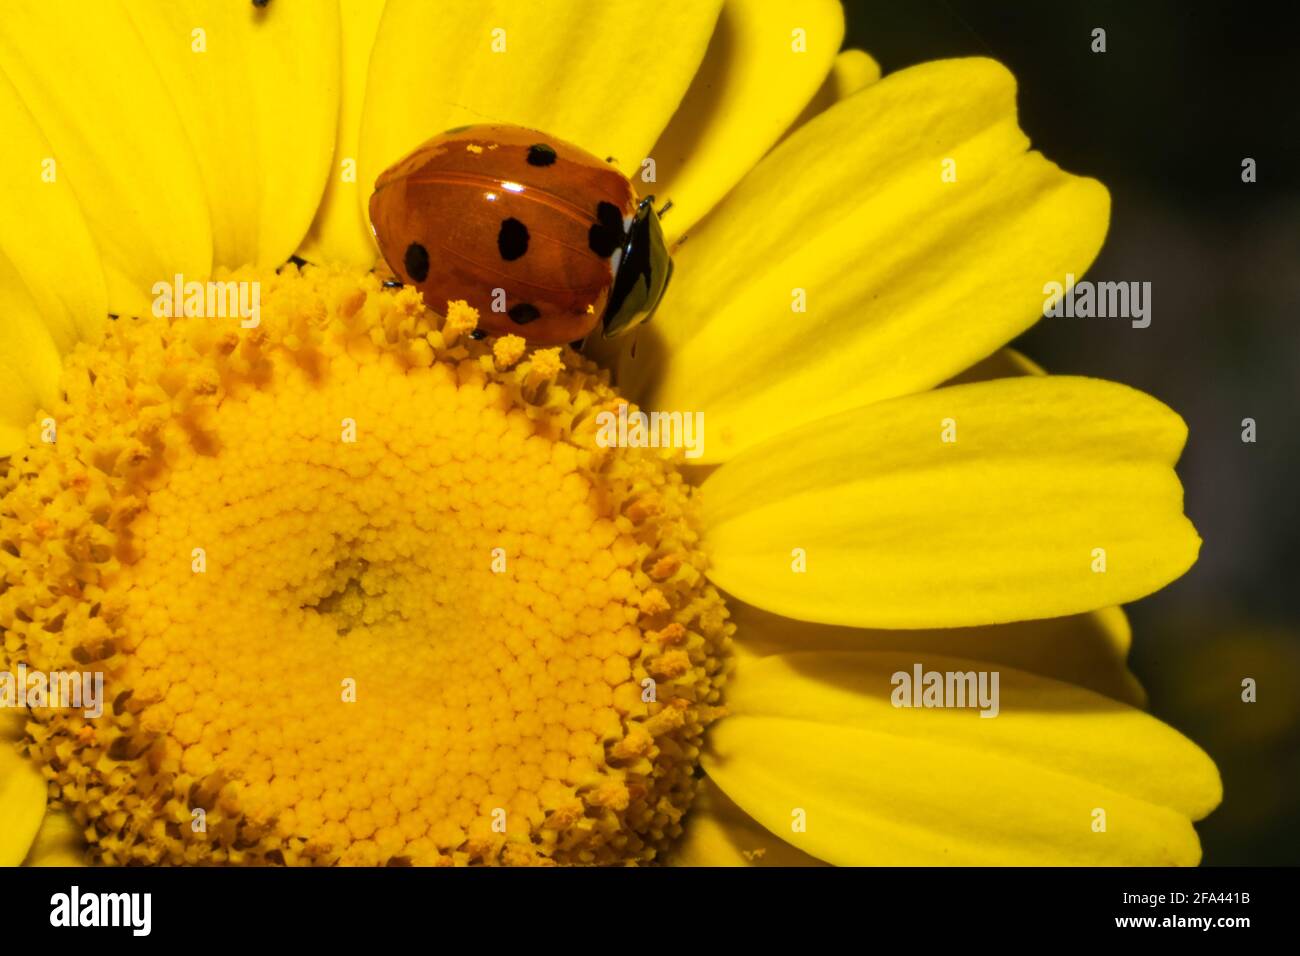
[843,1,1299,865]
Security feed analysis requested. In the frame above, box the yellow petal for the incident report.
[784,48,881,139]
[358,0,723,229]
[729,598,1145,708]
[701,375,1200,628]
[946,345,1046,384]
[0,258,64,455]
[648,0,845,243]
[0,745,47,866]
[0,0,213,315]
[0,70,110,454]
[0,370,36,453]
[298,0,388,267]
[669,775,825,866]
[618,58,1109,463]
[23,808,86,867]
[703,651,1221,865]
[932,347,1143,700]
[0,70,107,350]
[124,0,339,270]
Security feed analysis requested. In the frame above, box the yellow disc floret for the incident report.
[0,264,732,865]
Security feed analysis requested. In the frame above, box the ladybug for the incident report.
[369,124,672,346]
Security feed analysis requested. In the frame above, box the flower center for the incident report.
[0,265,732,866]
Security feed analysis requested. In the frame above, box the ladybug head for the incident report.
[601,197,673,338]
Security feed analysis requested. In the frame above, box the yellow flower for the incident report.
[0,0,1218,866]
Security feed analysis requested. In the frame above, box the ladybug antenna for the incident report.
[657,198,674,218]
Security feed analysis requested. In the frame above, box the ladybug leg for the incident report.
[468,329,488,341]
[657,199,674,218]
[568,337,587,352]
[382,279,403,289]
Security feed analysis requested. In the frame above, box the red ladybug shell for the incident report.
[370,125,642,346]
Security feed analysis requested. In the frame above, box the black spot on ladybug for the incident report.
[382,279,403,289]
[468,329,488,340]
[588,202,625,258]
[508,303,541,325]
[527,144,557,167]
[497,218,529,261]
[404,243,429,282]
